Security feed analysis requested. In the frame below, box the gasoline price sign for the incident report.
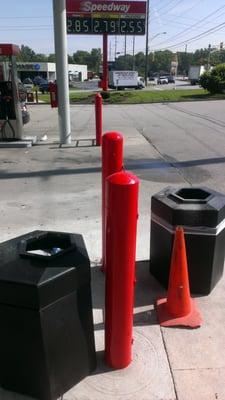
[66,0,146,35]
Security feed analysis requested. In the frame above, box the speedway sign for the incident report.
[66,0,146,35]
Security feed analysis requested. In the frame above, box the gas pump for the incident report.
[0,44,23,140]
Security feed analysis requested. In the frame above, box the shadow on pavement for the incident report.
[1,156,225,181]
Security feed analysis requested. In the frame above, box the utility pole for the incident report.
[132,36,135,70]
[207,43,211,70]
[52,0,71,144]
[145,0,150,86]
[114,36,117,61]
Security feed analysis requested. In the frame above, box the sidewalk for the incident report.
[0,104,224,400]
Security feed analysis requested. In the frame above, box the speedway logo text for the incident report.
[66,0,146,15]
[81,1,130,13]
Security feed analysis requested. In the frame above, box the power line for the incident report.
[159,0,186,17]
[154,4,225,47]
[0,25,53,28]
[0,16,52,19]
[150,0,178,16]
[154,20,225,51]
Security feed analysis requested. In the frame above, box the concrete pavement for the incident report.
[0,101,225,400]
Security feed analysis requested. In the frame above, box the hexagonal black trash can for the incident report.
[150,187,225,295]
[0,231,96,400]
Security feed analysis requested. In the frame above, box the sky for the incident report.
[0,0,225,58]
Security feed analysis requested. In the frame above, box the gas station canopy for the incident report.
[0,44,20,56]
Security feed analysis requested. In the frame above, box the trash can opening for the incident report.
[19,232,76,260]
[171,188,212,204]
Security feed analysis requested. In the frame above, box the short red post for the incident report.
[49,82,58,108]
[95,93,102,146]
[102,132,123,272]
[105,170,139,368]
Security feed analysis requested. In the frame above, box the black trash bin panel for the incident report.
[150,187,225,295]
[0,230,96,400]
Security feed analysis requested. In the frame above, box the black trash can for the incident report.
[0,230,96,400]
[150,187,225,295]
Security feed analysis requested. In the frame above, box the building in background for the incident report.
[13,62,87,82]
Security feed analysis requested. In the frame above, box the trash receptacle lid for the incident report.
[0,231,90,310]
[151,186,225,228]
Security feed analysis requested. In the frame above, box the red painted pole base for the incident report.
[101,132,123,273]
[105,171,139,368]
[95,93,102,146]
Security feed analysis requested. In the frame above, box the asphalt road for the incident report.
[115,100,225,191]
[70,79,200,92]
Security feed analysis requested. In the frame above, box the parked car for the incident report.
[22,78,33,91]
[37,79,49,94]
[165,75,175,83]
[33,76,46,86]
[157,76,169,84]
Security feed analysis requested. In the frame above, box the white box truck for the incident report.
[109,70,144,90]
[188,65,206,85]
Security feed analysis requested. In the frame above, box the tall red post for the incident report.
[95,93,102,146]
[102,132,123,272]
[105,171,139,369]
[102,34,108,91]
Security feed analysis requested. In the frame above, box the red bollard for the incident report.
[95,93,102,146]
[102,132,123,272]
[105,170,139,369]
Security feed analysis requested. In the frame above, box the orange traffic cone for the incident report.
[156,226,202,328]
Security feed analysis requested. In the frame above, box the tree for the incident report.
[48,54,56,62]
[177,52,194,75]
[134,52,145,75]
[200,63,225,94]
[88,48,101,73]
[115,54,133,71]
[148,50,173,75]
[68,55,74,64]
[73,50,89,65]
[34,53,48,62]
[17,45,36,61]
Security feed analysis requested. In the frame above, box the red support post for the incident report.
[105,171,139,369]
[49,82,58,108]
[95,93,102,146]
[102,132,123,272]
[102,34,108,91]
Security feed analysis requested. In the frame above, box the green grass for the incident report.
[38,89,225,105]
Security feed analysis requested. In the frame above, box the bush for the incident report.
[101,91,110,100]
[200,64,225,94]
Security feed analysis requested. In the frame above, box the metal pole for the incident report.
[114,36,117,61]
[132,36,135,70]
[52,0,71,144]
[11,56,23,139]
[145,0,150,86]
[207,44,211,70]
